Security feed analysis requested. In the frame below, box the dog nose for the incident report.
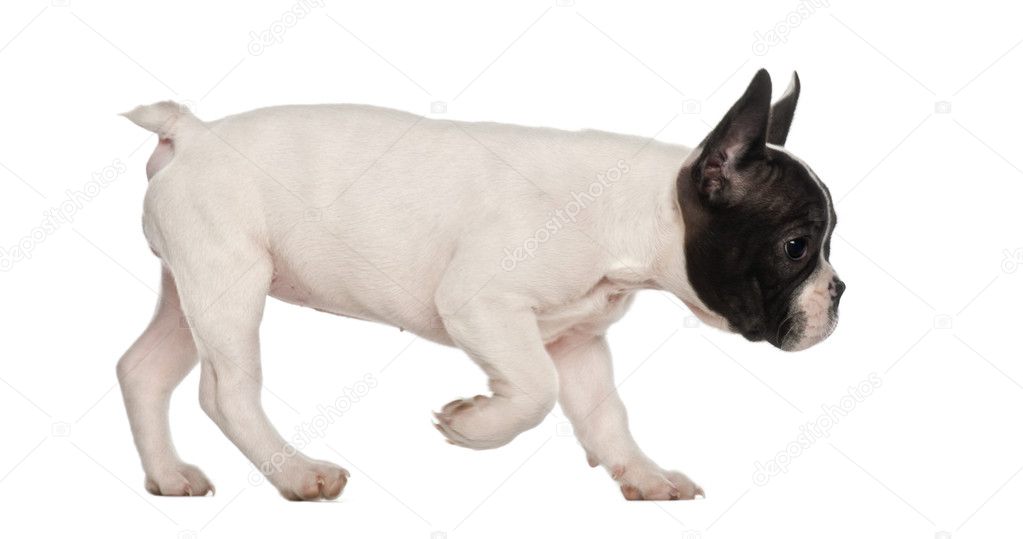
[829,278,846,302]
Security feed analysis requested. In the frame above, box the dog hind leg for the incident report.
[117,266,214,496]
[165,236,348,501]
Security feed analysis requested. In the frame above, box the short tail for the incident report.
[121,101,201,139]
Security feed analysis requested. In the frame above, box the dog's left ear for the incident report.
[767,72,800,146]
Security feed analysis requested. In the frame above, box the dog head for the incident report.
[677,69,844,351]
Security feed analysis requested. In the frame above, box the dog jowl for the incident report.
[677,69,844,351]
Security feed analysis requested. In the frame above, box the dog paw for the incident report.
[274,459,349,502]
[612,461,704,501]
[144,463,214,496]
[433,395,519,450]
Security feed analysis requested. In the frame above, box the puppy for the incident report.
[116,69,843,501]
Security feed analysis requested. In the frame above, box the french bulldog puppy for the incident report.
[117,69,842,501]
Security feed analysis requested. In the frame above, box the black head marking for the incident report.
[675,70,837,348]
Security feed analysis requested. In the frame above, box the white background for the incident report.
[1,1,1021,538]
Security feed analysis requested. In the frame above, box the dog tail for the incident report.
[120,101,203,139]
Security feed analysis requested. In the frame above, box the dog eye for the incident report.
[784,237,809,260]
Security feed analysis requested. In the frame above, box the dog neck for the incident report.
[595,146,722,327]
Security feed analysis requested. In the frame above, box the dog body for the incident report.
[140,103,714,341]
[117,70,842,501]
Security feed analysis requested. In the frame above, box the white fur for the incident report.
[117,101,731,500]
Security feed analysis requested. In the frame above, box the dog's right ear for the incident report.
[693,69,772,207]
[767,72,800,146]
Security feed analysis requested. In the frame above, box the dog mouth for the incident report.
[774,313,805,350]
[775,311,838,352]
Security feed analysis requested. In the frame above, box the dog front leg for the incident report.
[432,295,559,449]
[549,335,704,500]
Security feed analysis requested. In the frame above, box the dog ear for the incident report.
[767,72,800,146]
[694,69,772,207]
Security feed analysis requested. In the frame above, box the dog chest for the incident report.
[537,279,635,343]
